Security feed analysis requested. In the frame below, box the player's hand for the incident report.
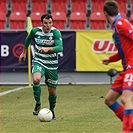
[38,47,53,53]
[102,58,110,65]
[19,52,26,63]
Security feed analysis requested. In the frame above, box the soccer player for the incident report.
[19,13,63,120]
[102,0,133,132]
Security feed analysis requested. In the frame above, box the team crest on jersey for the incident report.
[118,21,122,25]
[49,36,53,40]
[128,82,132,86]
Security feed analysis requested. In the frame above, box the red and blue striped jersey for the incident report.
[109,14,133,70]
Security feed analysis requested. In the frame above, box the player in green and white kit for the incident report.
[19,13,63,119]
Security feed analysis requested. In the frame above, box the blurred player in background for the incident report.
[102,0,133,132]
[19,13,63,120]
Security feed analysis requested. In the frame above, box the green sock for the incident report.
[48,94,57,112]
[33,84,41,104]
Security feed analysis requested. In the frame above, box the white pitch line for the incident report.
[0,86,32,96]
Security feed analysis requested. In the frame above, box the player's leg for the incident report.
[121,68,133,132]
[105,89,123,121]
[45,69,58,120]
[48,87,57,120]
[32,63,45,115]
[105,72,124,121]
[121,90,133,132]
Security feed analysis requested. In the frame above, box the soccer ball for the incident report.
[38,108,53,122]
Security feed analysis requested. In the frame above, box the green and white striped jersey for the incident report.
[24,26,63,70]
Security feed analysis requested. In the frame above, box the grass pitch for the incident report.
[0,85,121,133]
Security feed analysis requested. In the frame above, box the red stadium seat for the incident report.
[70,12,86,29]
[116,0,127,13]
[0,12,6,29]
[51,0,68,14]
[11,0,28,13]
[71,0,88,13]
[131,1,133,13]
[10,12,26,29]
[129,13,133,26]
[31,0,48,13]
[91,0,127,13]
[90,12,106,29]
[0,0,8,12]
[91,0,105,12]
[30,12,43,28]
[52,12,66,29]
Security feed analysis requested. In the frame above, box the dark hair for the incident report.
[104,0,118,16]
[41,13,53,23]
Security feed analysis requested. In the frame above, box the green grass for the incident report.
[0,85,122,133]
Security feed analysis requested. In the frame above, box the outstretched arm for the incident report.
[102,52,121,65]
[19,29,34,62]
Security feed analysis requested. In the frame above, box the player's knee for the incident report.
[48,87,56,96]
[104,97,110,106]
[104,96,114,106]
[49,92,56,96]
[121,95,128,105]
[33,78,41,85]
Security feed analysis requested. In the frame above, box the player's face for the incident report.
[42,18,53,33]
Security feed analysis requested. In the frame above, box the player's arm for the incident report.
[128,28,133,42]
[19,29,34,62]
[102,52,121,65]
[39,30,63,53]
[109,52,121,62]
[52,29,63,52]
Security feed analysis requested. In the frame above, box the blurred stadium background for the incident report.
[0,0,132,30]
[1,0,130,85]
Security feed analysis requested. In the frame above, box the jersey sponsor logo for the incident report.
[92,39,117,53]
[35,39,53,45]
[36,39,42,43]
[42,40,52,44]
[47,79,58,84]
